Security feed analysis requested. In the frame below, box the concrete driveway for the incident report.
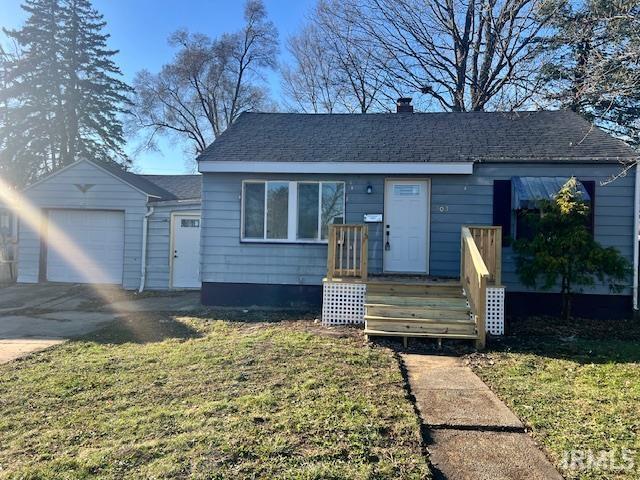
[0,283,201,364]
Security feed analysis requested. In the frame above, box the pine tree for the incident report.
[0,0,132,187]
[541,0,640,147]
[1,0,65,185]
[58,0,132,166]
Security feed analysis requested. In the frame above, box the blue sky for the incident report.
[2,0,316,173]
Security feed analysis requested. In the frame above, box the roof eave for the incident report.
[478,156,639,164]
[148,198,201,206]
[198,160,474,175]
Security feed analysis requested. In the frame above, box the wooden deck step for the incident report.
[366,294,469,308]
[364,328,478,340]
[365,316,476,335]
[364,315,474,324]
[365,304,470,320]
[362,277,477,344]
[366,283,464,297]
[366,277,461,285]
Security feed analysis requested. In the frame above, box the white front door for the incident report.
[172,214,201,288]
[46,209,125,284]
[383,180,429,273]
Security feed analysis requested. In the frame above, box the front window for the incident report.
[266,182,289,239]
[511,176,593,240]
[297,183,319,240]
[321,182,345,239]
[514,209,540,240]
[243,182,265,238]
[242,181,345,242]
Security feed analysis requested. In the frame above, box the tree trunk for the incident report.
[561,277,572,320]
[571,19,593,113]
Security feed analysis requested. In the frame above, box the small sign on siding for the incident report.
[363,214,383,223]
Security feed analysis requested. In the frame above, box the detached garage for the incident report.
[17,159,201,290]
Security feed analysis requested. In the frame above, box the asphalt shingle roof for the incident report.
[141,175,202,201]
[197,110,638,164]
[97,161,201,201]
[97,161,177,199]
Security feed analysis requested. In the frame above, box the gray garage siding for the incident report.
[17,161,148,289]
[201,164,635,295]
[145,202,201,289]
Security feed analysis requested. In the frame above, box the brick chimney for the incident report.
[396,97,413,113]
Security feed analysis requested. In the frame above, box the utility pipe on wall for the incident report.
[633,163,640,311]
[139,206,154,293]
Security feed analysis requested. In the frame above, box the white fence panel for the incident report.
[322,280,366,325]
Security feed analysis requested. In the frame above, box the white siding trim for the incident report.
[199,161,473,175]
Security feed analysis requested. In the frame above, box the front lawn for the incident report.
[0,314,429,479]
[471,317,640,480]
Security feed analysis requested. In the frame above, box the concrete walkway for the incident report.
[402,354,563,480]
[0,284,201,364]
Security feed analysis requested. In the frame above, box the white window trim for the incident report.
[240,180,346,244]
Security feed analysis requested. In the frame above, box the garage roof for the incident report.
[26,160,202,202]
[141,175,201,201]
[100,162,201,201]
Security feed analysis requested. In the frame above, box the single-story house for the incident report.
[196,103,639,319]
[16,159,202,290]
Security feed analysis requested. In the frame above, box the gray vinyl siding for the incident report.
[430,163,635,295]
[145,203,201,289]
[202,164,635,296]
[201,173,384,285]
[17,161,148,289]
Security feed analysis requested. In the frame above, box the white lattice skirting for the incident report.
[322,279,505,335]
[486,286,505,335]
[322,280,366,325]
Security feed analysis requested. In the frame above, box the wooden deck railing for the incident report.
[326,224,368,281]
[460,227,502,348]
[466,226,502,286]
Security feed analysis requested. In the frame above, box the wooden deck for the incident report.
[326,224,502,349]
[364,278,477,347]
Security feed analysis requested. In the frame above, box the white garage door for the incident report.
[46,209,125,284]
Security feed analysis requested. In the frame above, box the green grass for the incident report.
[471,317,640,480]
[0,314,429,479]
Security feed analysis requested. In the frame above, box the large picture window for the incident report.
[242,180,345,242]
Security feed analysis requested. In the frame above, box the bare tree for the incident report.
[316,0,389,112]
[281,24,344,113]
[281,1,388,113]
[333,0,558,112]
[132,0,278,156]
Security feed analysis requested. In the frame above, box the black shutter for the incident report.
[493,180,512,245]
[581,180,596,235]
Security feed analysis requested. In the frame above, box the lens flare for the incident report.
[0,175,138,316]
[0,176,122,285]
